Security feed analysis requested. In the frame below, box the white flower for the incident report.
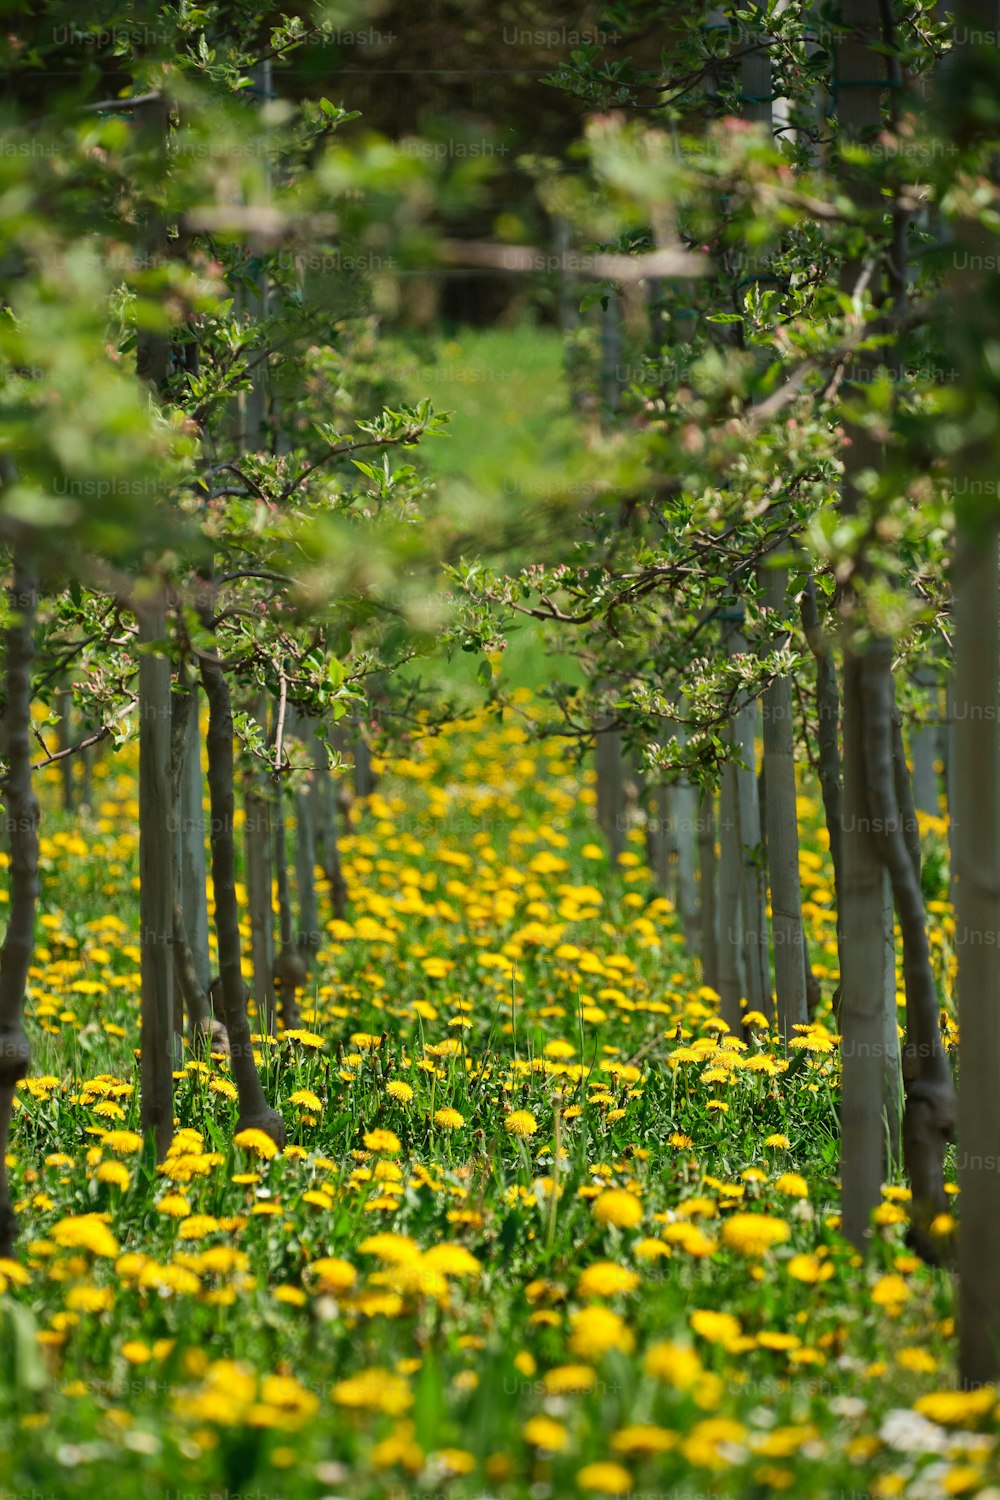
[878,1407,949,1455]
[829,1395,867,1419]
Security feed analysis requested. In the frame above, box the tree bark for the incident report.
[698,788,719,994]
[955,525,1000,1381]
[760,559,808,1038]
[0,554,38,1259]
[860,639,955,1260]
[244,691,276,1036]
[199,644,284,1146]
[137,592,175,1159]
[717,757,745,1032]
[800,577,843,937]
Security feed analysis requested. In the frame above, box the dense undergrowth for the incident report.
[0,691,987,1500]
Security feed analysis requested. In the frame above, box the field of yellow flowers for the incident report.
[0,692,989,1500]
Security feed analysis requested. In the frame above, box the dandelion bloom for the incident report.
[523,1415,570,1451]
[592,1190,642,1230]
[387,1081,414,1104]
[434,1108,466,1130]
[50,1214,119,1258]
[233,1128,280,1160]
[914,1387,996,1424]
[289,1089,323,1111]
[644,1340,702,1389]
[505,1111,538,1138]
[542,1364,597,1394]
[577,1461,633,1494]
[773,1172,808,1198]
[787,1253,834,1284]
[690,1309,742,1347]
[569,1306,635,1359]
[720,1213,790,1256]
[309,1258,357,1293]
[576,1262,640,1299]
[363,1128,401,1154]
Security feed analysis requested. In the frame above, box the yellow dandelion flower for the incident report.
[576,1262,640,1299]
[95,1161,131,1190]
[542,1364,597,1394]
[50,1215,119,1259]
[914,1387,996,1425]
[610,1424,676,1455]
[523,1415,569,1451]
[773,1172,808,1198]
[592,1190,642,1230]
[386,1081,414,1104]
[505,1111,538,1138]
[577,1461,633,1494]
[765,1133,790,1148]
[787,1253,834,1284]
[233,1128,280,1160]
[690,1309,743,1347]
[289,1089,323,1111]
[434,1108,466,1129]
[332,1367,412,1415]
[309,1257,357,1293]
[569,1305,635,1360]
[99,1131,143,1155]
[65,1284,114,1314]
[721,1213,790,1256]
[363,1128,401,1154]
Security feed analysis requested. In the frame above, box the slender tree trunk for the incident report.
[170,676,215,1052]
[727,622,772,1022]
[835,0,897,1253]
[595,716,627,863]
[839,647,897,1249]
[0,554,38,1259]
[910,667,939,814]
[179,687,212,995]
[717,758,745,1032]
[293,717,320,958]
[273,774,305,1030]
[800,578,843,934]
[760,559,808,1038]
[698,788,719,994]
[860,640,955,1259]
[955,525,1000,1381]
[244,692,276,1036]
[137,593,175,1159]
[199,644,284,1146]
[56,687,74,812]
[311,723,347,918]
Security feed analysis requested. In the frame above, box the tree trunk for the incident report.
[244,692,276,1036]
[860,640,955,1260]
[311,722,347,919]
[717,757,745,1032]
[698,788,719,994]
[199,644,284,1146]
[834,0,897,1254]
[801,578,843,965]
[0,554,38,1259]
[170,676,215,1052]
[56,687,74,812]
[760,559,808,1038]
[137,594,175,1159]
[595,715,627,863]
[727,623,772,1022]
[179,687,212,996]
[839,648,896,1250]
[955,524,1000,1381]
[273,773,305,1030]
[910,667,939,815]
[293,718,320,958]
